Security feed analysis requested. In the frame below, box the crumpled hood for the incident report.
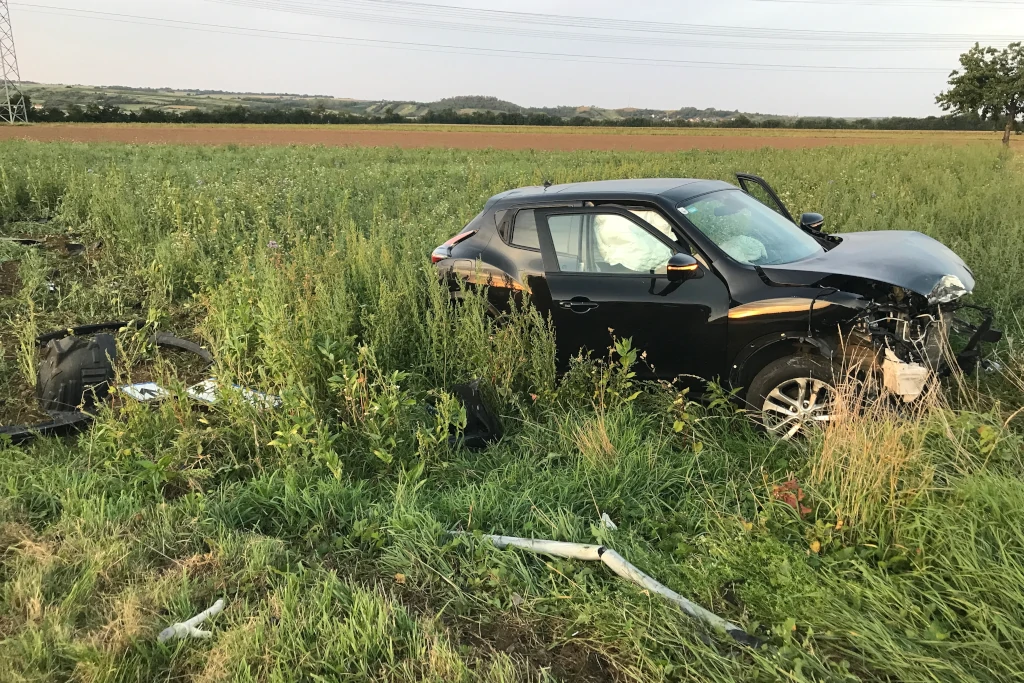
[758,231,975,300]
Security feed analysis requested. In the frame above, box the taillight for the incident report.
[431,230,476,264]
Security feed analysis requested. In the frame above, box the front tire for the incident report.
[746,354,837,440]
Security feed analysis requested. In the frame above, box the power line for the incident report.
[752,0,1024,6]
[1,0,28,123]
[207,0,1023,43]
[11,4,951,73]
[204,0,990,51]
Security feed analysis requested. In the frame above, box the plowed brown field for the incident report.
[0,123,1014,151]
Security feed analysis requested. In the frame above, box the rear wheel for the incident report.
[746,355,837,440]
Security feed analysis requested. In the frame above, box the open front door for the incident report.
[735,174,795,224]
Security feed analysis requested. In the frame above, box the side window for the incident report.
[511,209,540,250]
[546,213,586,271]
[628,209,676,241]
[546,213,675,275]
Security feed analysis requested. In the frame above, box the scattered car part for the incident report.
[0,322,216,446]
[157,598,226,644]
[454,531,760,648]
[119,379,282,409]
[0,410,94,445]
[4,322,497,451]
[117,382,172,403]
[36,333,117,412]
[450,380,502,449]
[0,236,88,255]
[151,331,215,365]
[881,349,931,402]
[0,237,44,247]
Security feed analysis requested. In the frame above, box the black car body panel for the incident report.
[435,177,997,396]
[759,231,975,299]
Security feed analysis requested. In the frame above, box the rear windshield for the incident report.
[680,190,823,266]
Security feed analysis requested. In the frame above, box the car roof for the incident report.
[484,178,737,208]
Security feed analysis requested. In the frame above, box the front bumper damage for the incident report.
[842,296,1002,402]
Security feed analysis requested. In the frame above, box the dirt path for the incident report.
[0,124,1013,151]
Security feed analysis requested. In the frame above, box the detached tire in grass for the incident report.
[746,354,838,440]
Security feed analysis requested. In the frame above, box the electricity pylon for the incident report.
[1,0,28,123]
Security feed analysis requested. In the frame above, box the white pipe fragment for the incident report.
[157,599,226,643]
[480,534,604,561]
[457,532,759,647]
[599,549,742,637]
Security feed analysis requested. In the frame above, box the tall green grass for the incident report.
[1,140,1023,681]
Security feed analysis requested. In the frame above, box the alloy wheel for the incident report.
[761,376,834,440]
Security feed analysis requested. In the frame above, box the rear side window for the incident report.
[511,209,540,250]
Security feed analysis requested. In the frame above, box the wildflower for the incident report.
[771,478,811,517]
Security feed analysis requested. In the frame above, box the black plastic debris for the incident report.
[0,237,44,248]
[451,380,502,450]
[3,321,502,452]
[36,333,117,412]
[1,321,215,446]
[1,411,94,445]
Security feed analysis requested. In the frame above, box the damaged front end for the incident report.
[835,285,1001,402]
[756,230,1002,403]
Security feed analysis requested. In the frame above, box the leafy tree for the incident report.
[937,42,1024,146]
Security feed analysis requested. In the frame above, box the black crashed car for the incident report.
[432,175,999,438]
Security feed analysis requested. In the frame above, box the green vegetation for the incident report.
[20,83,741,123]
[1,141,1023,682]
[937,42,1024,146]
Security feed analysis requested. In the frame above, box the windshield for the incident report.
[680,190,823,266]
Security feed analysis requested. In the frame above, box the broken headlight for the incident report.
[927,275,968,305]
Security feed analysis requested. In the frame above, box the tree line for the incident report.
[19,101,1009,131]
[13,93,1019,133]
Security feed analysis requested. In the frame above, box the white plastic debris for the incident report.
[157,598,225,644]
[119,382,171,402]
[600,513,618,531]
[119,379,281,409]
[451,531,759,647]
[186,379,282,409]
[882,349,931,402]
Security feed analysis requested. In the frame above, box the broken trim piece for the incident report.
[0,411,94,445]
[157,599,226,644]
[453,531,761,648]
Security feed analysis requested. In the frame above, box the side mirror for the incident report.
[800,212,825,232]
[666,253,702,281]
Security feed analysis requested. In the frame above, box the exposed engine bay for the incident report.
[832,284,1000,402]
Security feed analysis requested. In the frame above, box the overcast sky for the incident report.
[8,0,1020,117]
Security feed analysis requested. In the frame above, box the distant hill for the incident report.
[19,83,749,123]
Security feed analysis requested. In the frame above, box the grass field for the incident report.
[0,124,1018,152]
[1,139,1024,682]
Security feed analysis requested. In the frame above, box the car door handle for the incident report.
[560,297,599,313]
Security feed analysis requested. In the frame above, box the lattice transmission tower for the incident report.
[1,0,28,123]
